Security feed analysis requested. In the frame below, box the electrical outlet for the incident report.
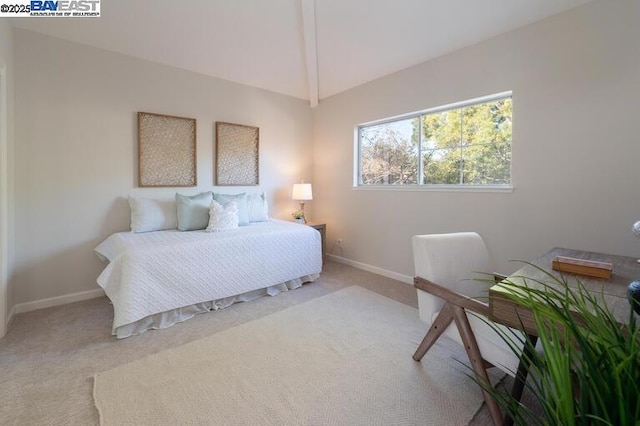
[336,238,343,248]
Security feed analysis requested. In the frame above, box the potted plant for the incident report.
[291,210,305,223]
[480,269,640,426]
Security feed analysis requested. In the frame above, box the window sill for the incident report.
[352,184,514,193]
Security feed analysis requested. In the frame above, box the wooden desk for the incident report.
[489,248,639,336]
[489,248,640,426]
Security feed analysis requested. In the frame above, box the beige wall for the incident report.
[9,0,640,308]
[0,19,15,331]
[313,0,640,276]
[12,29,313,305]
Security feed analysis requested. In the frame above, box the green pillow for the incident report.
[176,192,213,231]
[213,193,249,225]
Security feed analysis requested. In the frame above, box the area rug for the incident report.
[94,286,493,425]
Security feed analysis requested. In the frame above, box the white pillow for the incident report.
[247,192,269,222]
[129,196,178,233]
[213,192,249,225]
[206,200,239,232]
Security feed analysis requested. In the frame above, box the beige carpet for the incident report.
[94,286,494,426]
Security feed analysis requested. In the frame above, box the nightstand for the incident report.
[306,222,326,257]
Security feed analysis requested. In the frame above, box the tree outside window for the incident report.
[358,95,512,187]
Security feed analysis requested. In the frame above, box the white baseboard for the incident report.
[13,288,105,315]
[326,254,413,285]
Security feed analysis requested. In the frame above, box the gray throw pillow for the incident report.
[176,192,213,231]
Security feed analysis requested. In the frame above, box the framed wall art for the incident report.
[215,121,259,186]
[138,112,197,187]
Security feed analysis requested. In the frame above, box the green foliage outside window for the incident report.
[359,96,512,186]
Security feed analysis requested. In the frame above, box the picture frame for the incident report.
[215,121,259,186]
[138,112,197,187]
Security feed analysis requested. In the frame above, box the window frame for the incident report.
[355,91,513,192]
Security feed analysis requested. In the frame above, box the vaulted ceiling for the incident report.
[12,0,592,106]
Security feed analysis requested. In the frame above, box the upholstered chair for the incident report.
[412,232,524,426]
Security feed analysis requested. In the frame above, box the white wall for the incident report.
[313,0,640,276]
[13,29,313,305]
[0,20,15,333]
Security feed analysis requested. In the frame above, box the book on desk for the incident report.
[551,256,613,280]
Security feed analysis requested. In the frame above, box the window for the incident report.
[357,92,512,188]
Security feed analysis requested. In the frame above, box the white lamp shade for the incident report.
[292,183,313,201]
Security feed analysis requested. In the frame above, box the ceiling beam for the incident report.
[300,0,319,107]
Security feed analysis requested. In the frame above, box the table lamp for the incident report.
[630,221,640,314]
[292,183,313,223]
[633,220,640,263]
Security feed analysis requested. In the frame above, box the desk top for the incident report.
[489,247,640,335]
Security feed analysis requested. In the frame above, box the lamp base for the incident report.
[299,202,307,224]
[628,281,640,315]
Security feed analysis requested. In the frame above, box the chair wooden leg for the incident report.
[413,303,454,361]
[451,306,504,426]
[482,359,495,370]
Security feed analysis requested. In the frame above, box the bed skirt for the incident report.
[114,273,319,339]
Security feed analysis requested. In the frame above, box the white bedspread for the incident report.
[95,219,322,336]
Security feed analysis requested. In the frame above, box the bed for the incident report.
[95,219,322,338]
